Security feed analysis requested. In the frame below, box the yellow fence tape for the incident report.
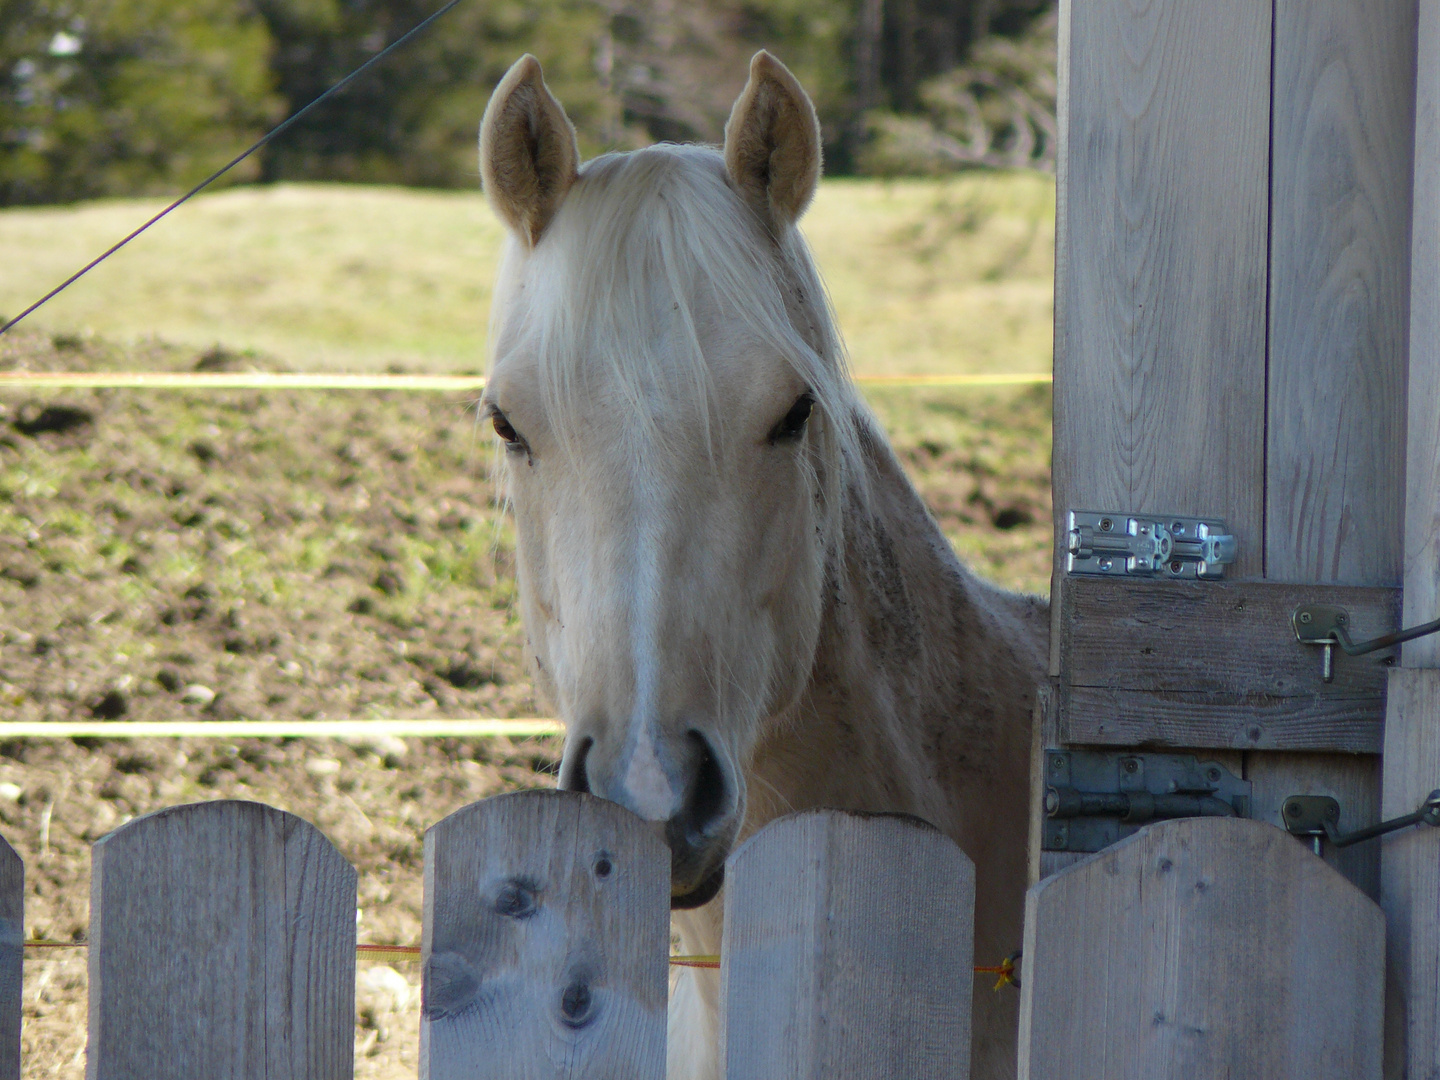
[0,371,1051,392]
[0,718,563,739]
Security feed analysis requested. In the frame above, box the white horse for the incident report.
[478,51,1048,1080]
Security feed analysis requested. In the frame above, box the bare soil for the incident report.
[0,328,1051,1077]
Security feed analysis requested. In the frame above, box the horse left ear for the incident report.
[723,51,822,233]
[480,55,580,246]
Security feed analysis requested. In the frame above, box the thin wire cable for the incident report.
[0,0,467,337]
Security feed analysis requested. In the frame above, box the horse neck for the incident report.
[748,414,1048,840]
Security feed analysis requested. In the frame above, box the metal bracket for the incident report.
[1292,604,1440,681]
[1282,790,1440,855]
[1042,750,1252,854]
[1065,511,1237,579]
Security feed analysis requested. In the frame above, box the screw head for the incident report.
[1169,560,1183,573]
[1336,613,1348,624]
[1122,758,1139,774]
[1099,517,1113,532]
[1286,801,1302,818]
[1206,767,1221,782]
[1299,611,1313,624]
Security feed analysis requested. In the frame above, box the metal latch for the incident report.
[1066,511,1237,578]
[1282,790,1440,855]
[1042,750,1251,853]
[1293,603,1440,681]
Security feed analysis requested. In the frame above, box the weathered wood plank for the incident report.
[1266,0,1414,586]
[1244,751,1382,899]
[1405,0,1440,670]
[1057,578,1398,752]
[1050,0,1273,662]
[0,835,21,1080]
[1062,686,1383,754]
[421,790,668,1080]
[88,800,357,1080]
[721,809,974,1080]
[1060,577,1399,698]
[1381,669,1440,1076]
[1018,817,1384,1080]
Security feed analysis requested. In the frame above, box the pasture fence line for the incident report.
[0,370,1052,392]
[0,789,1386,1078]
[0,718,563,739]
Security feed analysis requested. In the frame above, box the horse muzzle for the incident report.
[560,727,740,909]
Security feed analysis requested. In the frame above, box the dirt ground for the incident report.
[0,328,1051,1077]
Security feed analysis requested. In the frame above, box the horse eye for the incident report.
[490,409,522,446]
[769,393,815,444]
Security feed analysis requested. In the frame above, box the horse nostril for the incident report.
[680,731,729,848]
[559,736,593,794]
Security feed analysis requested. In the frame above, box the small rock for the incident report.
[0,784,22,803]
[90,689,128,719]
[156,668,182,692]
[359,965,415,1013]
[305,757,342,777]
[181,684,215,706]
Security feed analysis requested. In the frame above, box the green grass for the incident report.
[0,175,1054,376]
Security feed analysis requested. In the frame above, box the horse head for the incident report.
[479,52,864,907]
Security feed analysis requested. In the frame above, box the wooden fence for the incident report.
[0,788,1391,1078]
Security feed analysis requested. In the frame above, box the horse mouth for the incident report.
[670,864,724,910]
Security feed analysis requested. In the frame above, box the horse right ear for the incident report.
[724,51,822,233]
[480,55,580,247]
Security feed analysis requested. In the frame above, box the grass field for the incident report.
[0,175,1054,377]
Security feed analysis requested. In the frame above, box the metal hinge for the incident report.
[1042,750,1251,854]
[1066,511,1237,579]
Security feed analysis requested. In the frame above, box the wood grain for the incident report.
[1266,0,1414,586]
[1380,669,1440,1077]
[420,790,668,1080]
[1051,0,1273,637]
[1245,751,1382,899]
[1057,578,1398,752]
[1404,0,1440,669]
[1062,686,1383,754]
[720,809,974,1080]
[88,800,357,1080]
[0,834,20,1080]
[1061,578,1399,697]
[1382,7,1439,1072]
[1018,817,1384,1080]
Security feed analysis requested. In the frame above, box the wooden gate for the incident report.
[1024,0,1437,1075]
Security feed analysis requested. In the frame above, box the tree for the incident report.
[0,0,279,206]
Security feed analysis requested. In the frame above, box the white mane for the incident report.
[487,143,871,527]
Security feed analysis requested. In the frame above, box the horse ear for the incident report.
[723,51,822,232]
[480,55,580,246]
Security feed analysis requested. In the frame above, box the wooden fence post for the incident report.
[1018,817,1384,1080]
[1382,0,1440,1073]
[88,800,357,1080]
[0,834,20,1080]
[421,789,669,1080]
[719,810,975,1080]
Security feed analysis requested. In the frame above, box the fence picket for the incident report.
[421,789,668,1080]
[0,835,19,1080]
[87,800,357,1080]
[720,810,975,1080]
[1018,817,1383,1080]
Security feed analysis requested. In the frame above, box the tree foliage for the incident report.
[1,0,278,205]
[0,0,1055,206]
